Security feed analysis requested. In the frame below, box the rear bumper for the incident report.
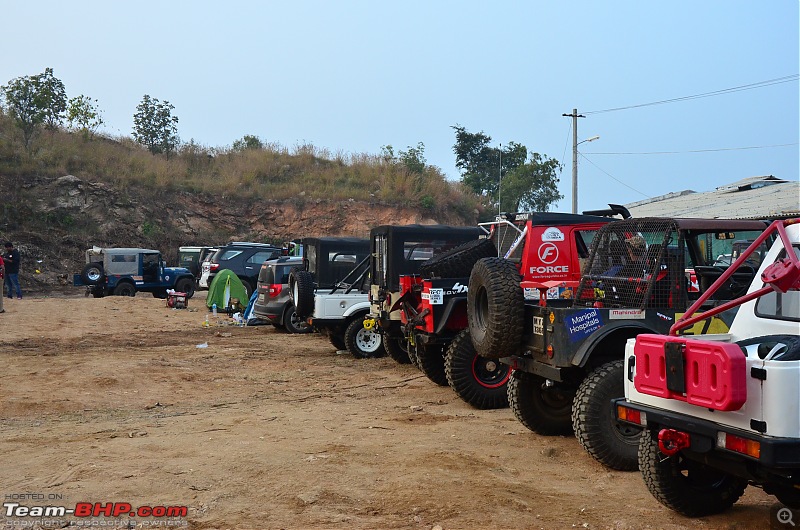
[615,398,800,469]
[252,299,288,323]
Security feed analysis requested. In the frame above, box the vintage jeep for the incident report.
[289,237,377,358]
[74,247,195,298]
[615,218,800,515]
[396,208,625,409]
[365,224,483,364]
[484,217,770,470]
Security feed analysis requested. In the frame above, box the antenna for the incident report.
[498,143,502,216]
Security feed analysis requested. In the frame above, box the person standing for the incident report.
[3,241,21,299]
[0,253,5,313]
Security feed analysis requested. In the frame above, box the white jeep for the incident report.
[615,219,800,516]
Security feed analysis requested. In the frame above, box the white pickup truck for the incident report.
[615,218,800,516]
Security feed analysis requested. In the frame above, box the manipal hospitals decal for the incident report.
[567,308,603,342]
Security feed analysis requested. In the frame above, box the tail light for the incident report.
[546,344,554,358]
[717,432,761,459]
[210,263,220,272]
[616,404,646,426]
[268,284,282,297]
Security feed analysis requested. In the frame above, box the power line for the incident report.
[577,152,651,199]
[585,142,799,155]
[584,75,799,115]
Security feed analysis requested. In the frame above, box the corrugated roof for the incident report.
[625,175,799,219]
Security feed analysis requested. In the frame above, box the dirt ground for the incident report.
[0,293,780,529]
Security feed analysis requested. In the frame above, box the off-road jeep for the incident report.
[74,247,196,298]
[365,224,483,363]
[289,237,376,357]
[475,216,769,470]
[396,208,625,409]
[615,218,800,515]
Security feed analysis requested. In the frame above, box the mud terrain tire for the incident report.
[572,360,641,471]
[384,337,412,364]
[416,343,448,386]
[290,270,315,319]
[639,432,747,516]
[445,330,509,409]
[175,277,195,299]
[508,370,574,435]
[113,282,136,297]
[419,238,496,278]
[467,257,523,359]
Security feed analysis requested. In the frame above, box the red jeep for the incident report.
[397,206,629,409]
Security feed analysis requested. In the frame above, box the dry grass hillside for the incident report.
[0,112,483,293]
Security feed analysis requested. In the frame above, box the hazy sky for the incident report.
[3,1,798,212]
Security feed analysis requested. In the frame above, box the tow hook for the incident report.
[658,429,690,456]
[363,318,376,330]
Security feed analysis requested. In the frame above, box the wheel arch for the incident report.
[342,302,371,319]
[573,322,656,370]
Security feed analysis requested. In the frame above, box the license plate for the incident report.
[533,316,544,335]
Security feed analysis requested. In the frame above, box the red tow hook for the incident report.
[658,429,690,456]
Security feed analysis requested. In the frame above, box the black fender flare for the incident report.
[570,321,657,368]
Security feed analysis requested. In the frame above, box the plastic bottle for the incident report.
[212,303,217,316]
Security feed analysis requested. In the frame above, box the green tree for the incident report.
[380,142,427,174]
[36,68,67,129]
[399,142,426,174]
[133,95,179,155]
[67,95,104,139]
[232,134,263,151]
[452,124,561,212]
[452,125,526,198]
[1,68,67,148]
[498,153,563,212]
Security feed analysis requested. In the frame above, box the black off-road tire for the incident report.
[175,277,196,299]
[416,343,448,386]
[468,258,524,359]
[445,329,510,409]
[289,270,315,319]
[113,282,137,297]
[344,318,385,359]
[508,370,574,435]
[283,304,311,334]
[384,337,412,364]
[81,262,104,285]
[774,488,800,509]
[639,432,747,516]
[91,289,105,298]
[419,238,496,278]
[329,332,347,351]
[152,289,168,299]
[572,360,641,471]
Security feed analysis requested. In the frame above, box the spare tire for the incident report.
[419,238,496,278]
[289,270,315,319]
[467,257,524,359]
[81,262,104,285]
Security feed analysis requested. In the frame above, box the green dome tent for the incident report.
[205,269,248,311]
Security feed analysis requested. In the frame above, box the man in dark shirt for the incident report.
[3,241,21,299]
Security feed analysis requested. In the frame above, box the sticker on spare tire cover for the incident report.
[567,308,603,342]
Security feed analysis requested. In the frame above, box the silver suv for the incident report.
[252,256,310,333]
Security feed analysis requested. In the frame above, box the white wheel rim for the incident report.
[356,328,381,352]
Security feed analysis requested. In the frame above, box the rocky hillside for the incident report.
[1,173,477,293]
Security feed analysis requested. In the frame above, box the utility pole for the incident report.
[562,109,584,214]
